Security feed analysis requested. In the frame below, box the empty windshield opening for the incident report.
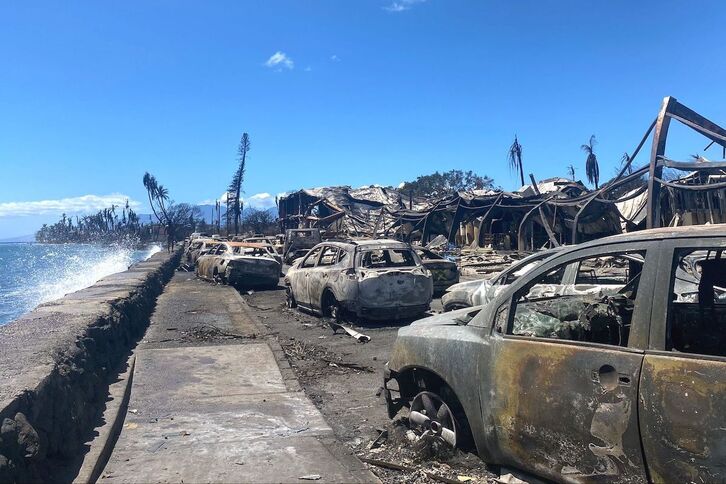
[233,247,271,257]
[360,248,418,269]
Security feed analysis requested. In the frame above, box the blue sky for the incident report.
[1,0,725,238]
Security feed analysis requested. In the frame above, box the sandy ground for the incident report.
[239,278,498,484]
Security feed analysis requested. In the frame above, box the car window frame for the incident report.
[356,246,420,269]
[647,236,726,362]
[336,247,349,265]
[476,241,659,352]
[317,246,340,267]
[301,245,323,268]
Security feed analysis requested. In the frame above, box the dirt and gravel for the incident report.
[239,281,498,484]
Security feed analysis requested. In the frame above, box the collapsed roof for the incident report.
[278,97,726,251]
[278,179,623,251]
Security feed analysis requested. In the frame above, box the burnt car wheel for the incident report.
[213,268,226,284]
[285,287,297,308]
[409,391,457,447]
[322,291,342,323]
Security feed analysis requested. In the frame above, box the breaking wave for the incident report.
[0,243,161,326]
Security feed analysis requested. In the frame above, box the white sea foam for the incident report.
[36,245,161,306]
[0,243,162,325]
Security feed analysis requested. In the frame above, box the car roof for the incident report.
[565,225,726,252]
[316,238,410,248]
[355,238,409,247]
[225,242,268,248]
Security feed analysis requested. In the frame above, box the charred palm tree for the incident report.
[581,135,600,189]
[567,164,576,181]
[507,135,525,187]
[143,173,162,222]
[620,152,633,175]
[229,133,250,235]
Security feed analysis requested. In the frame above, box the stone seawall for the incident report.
[0,248,182,482]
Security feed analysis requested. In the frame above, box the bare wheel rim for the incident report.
[410,391,457,447]
[329,302,341,322]
[285,288,296,308]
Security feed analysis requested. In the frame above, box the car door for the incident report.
[484,242,656,483]
[639,239,726,483]
[307,246,339,310]
[294,246,322,307]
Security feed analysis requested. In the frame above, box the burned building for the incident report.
[278,97,726,251]
[278,180,623,251]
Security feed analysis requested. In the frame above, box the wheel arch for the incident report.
[393,365,454,401]
[319,286,338,314]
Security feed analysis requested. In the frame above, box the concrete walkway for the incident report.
[99,273,376,483]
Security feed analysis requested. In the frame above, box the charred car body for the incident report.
[285,239,433,321]
[244,235,284,256]
[414,248,459,293]
[384,226,726,483]
[283,228,322,264]
[196,242,281,288]
[185,238,219,265]
[441,248,561,311]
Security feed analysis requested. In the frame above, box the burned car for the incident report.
[283,228,322,264]
[384,226,726,483]
[184,238,219,265]
[414,247,459,293]
[244,235,284,256]
[196,242,281,288]
[441,248,561,311]
[285,239,433,321]
[241,237,283,266]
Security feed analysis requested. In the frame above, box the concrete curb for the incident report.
[73,354,136,484]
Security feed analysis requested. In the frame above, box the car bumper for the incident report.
[348,303,430,321]
[226,271,279,286]
[440,290,472,311]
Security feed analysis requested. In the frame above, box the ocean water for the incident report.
[0,243,161,326]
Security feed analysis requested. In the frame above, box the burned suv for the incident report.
[285,239,433,321]
[384,226,726,483]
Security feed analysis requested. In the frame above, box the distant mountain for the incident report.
[0,234,35,243]
[197,204,216,223]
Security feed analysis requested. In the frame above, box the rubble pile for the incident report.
[456,250,528,277]
[356,419,495,484]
